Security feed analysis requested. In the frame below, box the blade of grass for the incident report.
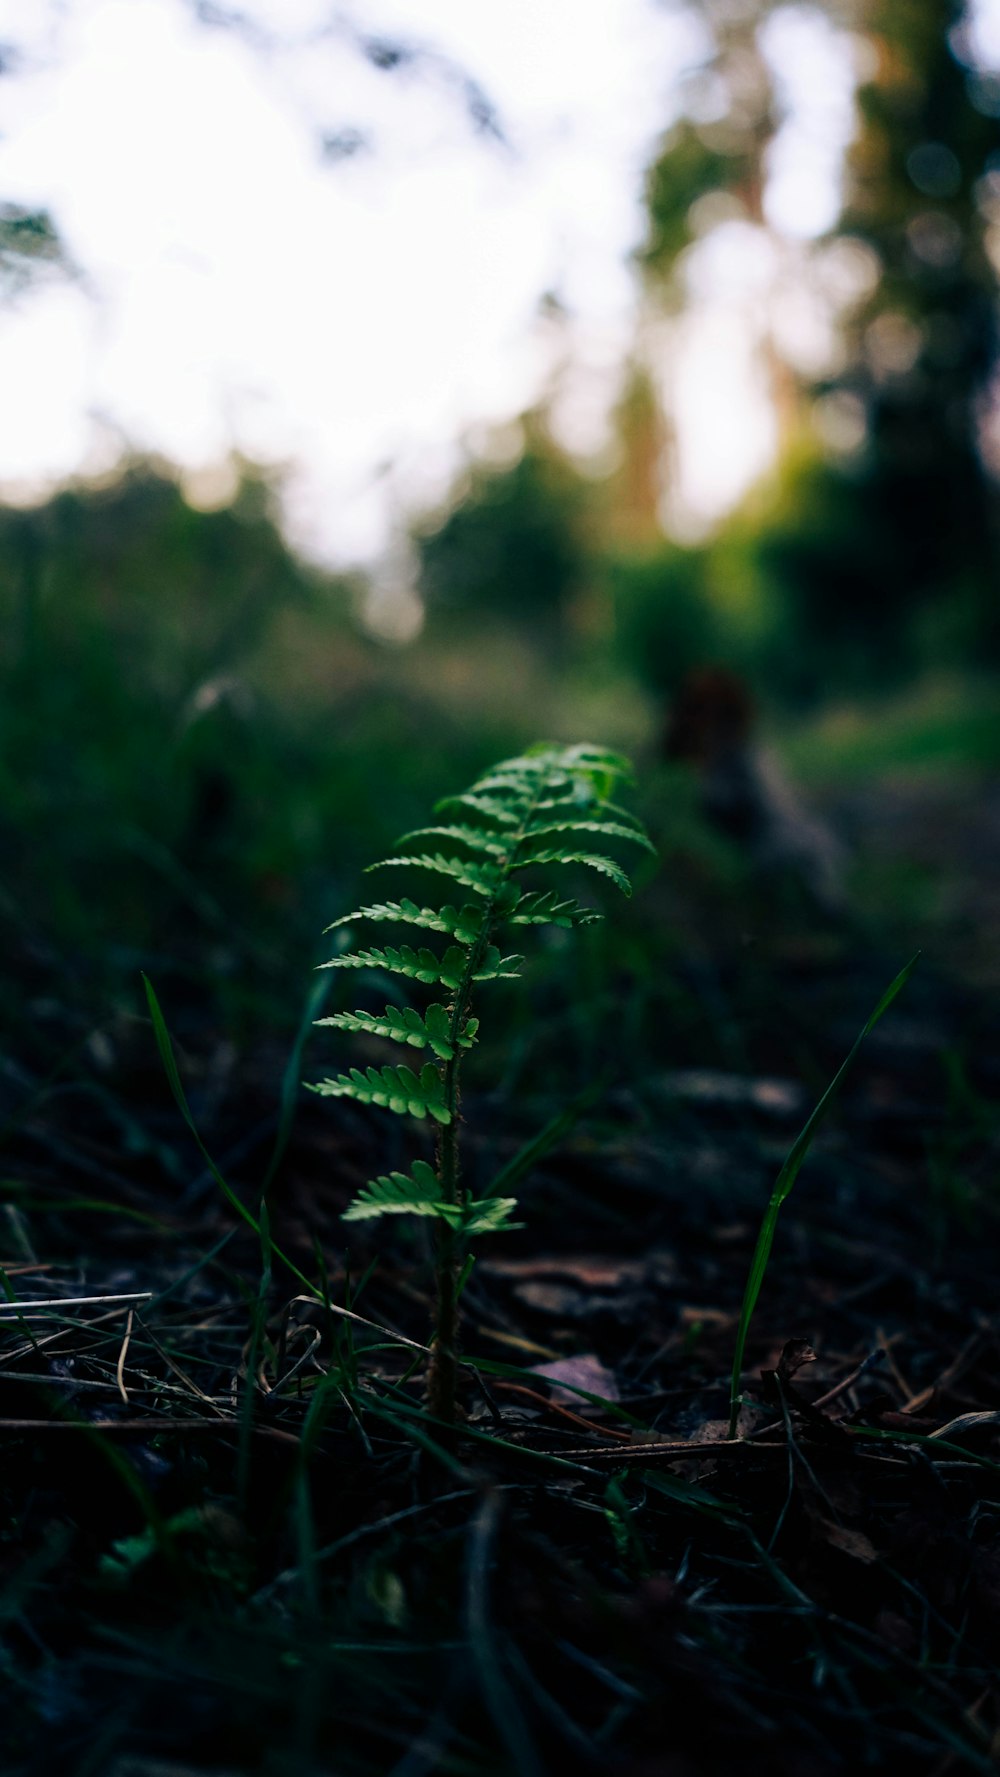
[847,1422,1000,1479]
[485,1080,603,1199]
[261,973,330,1197]
[0,1258,39,1351]
[0,1291,152,1316]
[142,974,320,1302]
[486,1073,603,1201]
[0,1186,168,1229]
[467,1355,648,1430]
[146,1227,238,1311]
[238,1198,273,1514]
[466,1492,544,1777]
[728,953,920,1437]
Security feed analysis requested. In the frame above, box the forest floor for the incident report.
[2,763,999,1777]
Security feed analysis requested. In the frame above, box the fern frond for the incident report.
[506,889,602,928]
[524,819,656,854]
[469,745,633,802]
[539,742,634,780]
[461,1197,522,1235]
[309,739,655,1423]
[325,898,483,943]
[470,766,548,796]
[315,1001,478,1061]
[366,854,501,895]
[342,1160,443,1220]
[343,1164,521,1233]
[472,944,524,980]
[512,849,634,895]
[320,943,456,986]
[395,824,508,857]
[317,1004,428,1049]
[321,942,521,989]
[309,1062,451,1122]
[534,793,648,830]
[595,798,650,829]
[433,792,520,826]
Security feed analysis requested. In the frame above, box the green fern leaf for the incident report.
[320,944,453,986]
[310,1062,450,1122]
[434,792,519,826]
[343,1160,444,1221]
[320,942,518,991]
[594,798,650,830]
[324,898,483,942]
[342,1165,520,1234]
[422,1001,452,1055]
[395,824,508,857]
[460,1197,522,1235]
[524,818,656,854]
[472,944,524,981]
[315,1001,474,1061]
[533,792,649,829]
[450,903,487,943]
[506,889,602,928]
[317,1004,427,1048]
[469,766,546,796]
[541,742,634,779]
[512,849,633,895]
[366,854,501,895]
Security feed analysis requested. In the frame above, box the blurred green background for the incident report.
[1,0,998,1095]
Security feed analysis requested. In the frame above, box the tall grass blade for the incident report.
[486,1081,603,1199]
[142,974,320,1302]
[728,952,920,1437]
[0,1259,38,1349]
[261,973,330,1196]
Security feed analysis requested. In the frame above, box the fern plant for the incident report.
[310,742,654,1423]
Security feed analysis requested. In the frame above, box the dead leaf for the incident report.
[777,1339,818,1384]
[818,1520,879,1564]
[873,1609,917,1655]
[533,1354,619,1406]
[484,1254,648,1289]
[512,1281,598,1320]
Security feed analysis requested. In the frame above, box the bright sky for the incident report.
[0,0,864,565]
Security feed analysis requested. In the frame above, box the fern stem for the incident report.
[426,1064,461,1423]
[425,775,546,1425]
[426,940,479,1422]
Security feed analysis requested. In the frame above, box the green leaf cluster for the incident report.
[310,743,653,1238]
[342,1161,521,1236]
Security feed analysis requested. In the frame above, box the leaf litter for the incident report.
[1,921,1000,1772]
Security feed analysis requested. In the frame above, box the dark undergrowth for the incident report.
[2,743,999,1776]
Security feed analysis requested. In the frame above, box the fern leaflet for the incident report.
[511,849,634,895]
[366,853,502,894]
[342,1160,443,1220]
[309,1062,451,1122]
[325,898,483,943]
[434,792,520,826]
[505,890,602,928]
[523,818,657,854]
[342,1162,521,1234]
[316,1002,478,1061]
[396,824,508,857]
[322,941,521,990]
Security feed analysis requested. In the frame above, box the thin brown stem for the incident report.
[425,775,546,1424]
[426,1058,461,1422]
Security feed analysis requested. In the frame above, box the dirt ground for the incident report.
[1,764,998,1776]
